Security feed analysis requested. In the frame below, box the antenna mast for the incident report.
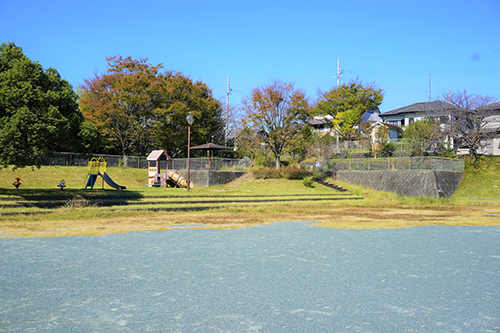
[336,58,344,87]
[428,73,432,101]
[225,77,232,145]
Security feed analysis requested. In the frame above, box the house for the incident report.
[369,121,401,142]
[382,100,500,155]
[381,100,455,127]
[476,102,500,155]
[309,109,383,137]
[308,115,334,136]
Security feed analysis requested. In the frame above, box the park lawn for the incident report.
[2,157,500,238]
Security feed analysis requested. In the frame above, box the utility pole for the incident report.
[336,58,343,87]
[428,73,432,101]
[225,77,232,145]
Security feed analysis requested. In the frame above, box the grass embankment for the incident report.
[1,158,500,238]
[453,156,500,199]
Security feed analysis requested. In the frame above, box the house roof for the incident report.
[381,100,456,117]
[361,111,382,123]
[369,121,401,131]
[308,118,331,126]
[481,101,500,111]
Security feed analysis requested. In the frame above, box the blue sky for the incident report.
[1,0,499,113]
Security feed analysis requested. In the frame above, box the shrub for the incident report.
[311,172,327,181]
[252,168,281,179]
[252,168,311,180]
[281,168,311,180]
[303,176,314,187]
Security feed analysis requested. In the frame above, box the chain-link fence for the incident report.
[43,152,251,171]
[43,153,149,168]
[169,158,250,171]
[307,138,427,160]
[302,157,464,172]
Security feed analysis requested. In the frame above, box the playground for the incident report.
[83,152,193,191]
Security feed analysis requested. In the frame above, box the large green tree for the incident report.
[148,72,221,158]
[80,56,221,161]
[314,81,384,139]
[241,79,310,169]
[0,42,93,169]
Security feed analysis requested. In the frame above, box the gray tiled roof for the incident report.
[482,101,500,111]
[381,100,456,116]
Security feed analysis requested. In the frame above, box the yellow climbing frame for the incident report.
[88,157,107,174]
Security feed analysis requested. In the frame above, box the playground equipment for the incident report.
[167,171,193,188]
[147,150,193,188]
[12,177,21,190]
[85,157,126,190]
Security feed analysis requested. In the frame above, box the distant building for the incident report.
[381,100,455,127]
[308,115,334,136]
[369,121,401,142]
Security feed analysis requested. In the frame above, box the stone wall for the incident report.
[177,170,247,187]
[335,170,464,198]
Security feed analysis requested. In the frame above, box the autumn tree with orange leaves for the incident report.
[79,56,221,164]
[241,79,310,169]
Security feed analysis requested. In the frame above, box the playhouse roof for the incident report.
[147,150,170,161]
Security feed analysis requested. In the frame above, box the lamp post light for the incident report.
[186,113,194,192]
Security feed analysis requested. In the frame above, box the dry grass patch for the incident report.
[2,172,500,238]
[2,201,500,238]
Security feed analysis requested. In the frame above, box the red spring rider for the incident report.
[13,177,21,190]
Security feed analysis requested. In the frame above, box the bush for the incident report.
[281,168,311,180]
[252,168,281,179]
[252,168,311,180]
[303,176,314,187]
[311,172,327,181]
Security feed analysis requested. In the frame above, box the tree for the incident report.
[148,73,221,158]
[0,42,91,169]
[370,125,395,158]
[440,89,498,159]
[241,79,310,169]
[313,80,384,140]
[80,56,222,161]
[403,118,442,156]
[80,56,161,165]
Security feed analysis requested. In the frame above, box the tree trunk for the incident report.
[122,146,129,168]
[275,157,280,169]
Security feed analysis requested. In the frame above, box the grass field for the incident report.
[1,157,500,238]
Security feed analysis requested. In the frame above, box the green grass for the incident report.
[452,156,500,199]
[2,157,499,200]
[3,156,500,200]
[0,165,145,191]
[1,159,500,238]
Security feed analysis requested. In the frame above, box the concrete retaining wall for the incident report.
[335,170,464,198]
[177,170,247,187]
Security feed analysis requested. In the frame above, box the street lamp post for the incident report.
[186,113,194,192]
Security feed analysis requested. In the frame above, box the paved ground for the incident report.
[1,222,499,332]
